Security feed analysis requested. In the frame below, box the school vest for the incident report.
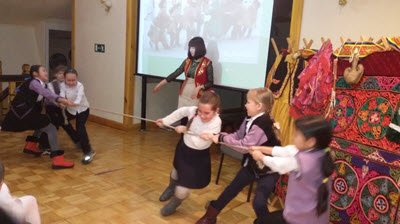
[10,78,41,119]
[244,114,281,175]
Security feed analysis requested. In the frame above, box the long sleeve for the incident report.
[220,123,268,154]
[162,106,197,126]
[262,145,299,174]
[271,145,299,157]
[166,60,185,82]
[29,79,59,102]
[262,156,299,174]
[203,62,214,90]
[219,119,246,143]
[73,84,85,105]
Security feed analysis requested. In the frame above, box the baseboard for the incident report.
[88,114,128,130]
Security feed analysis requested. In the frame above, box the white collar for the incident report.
[248,112,265,122]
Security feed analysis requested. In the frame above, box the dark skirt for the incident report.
[173,138,211,189]
[1,105,50,132]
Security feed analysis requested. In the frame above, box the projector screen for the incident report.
[137,0,274,90]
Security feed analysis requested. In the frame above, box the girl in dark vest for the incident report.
[1,65,75,169]
[196,88,280,224]
[249,115,333,224]
[153,36,213,109]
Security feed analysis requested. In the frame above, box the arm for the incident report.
[219,119,246,141]
[249,145,298,156]
[220,124,268,154]
[271,145,299,157]
[154,60,185,93]
[165,60,185,82]
[249,146,273,155]
[29,79,59,102]
[262,156,299,174]
[251,146,299,174]
[162,106,196,126]
[53,83,74,107]
[73,83,85,105]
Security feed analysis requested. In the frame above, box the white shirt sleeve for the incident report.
[162,106,197,126]
[74,83,85,105]
[262,145,299,174]
[271,145,299,157]
[262,156,299,174]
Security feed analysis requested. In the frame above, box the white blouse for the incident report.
[162,106,222,150]
[60,81,90,114]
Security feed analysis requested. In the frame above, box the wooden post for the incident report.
[123,0,138,129]
[8,82,16,101]
[289,0,304,52]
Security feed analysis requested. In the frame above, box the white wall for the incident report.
[0,24,41,74]
[75,0,127,123]
[300,0,400,49]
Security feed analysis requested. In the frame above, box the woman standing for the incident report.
[153,36,214,108]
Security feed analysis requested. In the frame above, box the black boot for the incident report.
[159,177,178,201]
[160,196,183,216]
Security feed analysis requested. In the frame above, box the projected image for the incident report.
[138,0,274,89]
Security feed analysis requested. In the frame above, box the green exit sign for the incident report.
[94,44,105,53]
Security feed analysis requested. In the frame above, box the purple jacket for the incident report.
[219,114,280,174]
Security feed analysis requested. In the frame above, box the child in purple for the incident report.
[250,115,333,224]
[1,65,75,169]
[196,88,280,224]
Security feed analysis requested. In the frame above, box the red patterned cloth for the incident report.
[337,51,400,78]
[290,42,333,118]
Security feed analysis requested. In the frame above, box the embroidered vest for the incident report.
[179,57,211,98]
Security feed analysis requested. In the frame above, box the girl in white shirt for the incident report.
[60,69,94,164]
[155,91,222,216]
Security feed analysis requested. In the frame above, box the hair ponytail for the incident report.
[316,148,334,216]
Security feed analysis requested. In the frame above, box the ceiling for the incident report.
[0,0,72,25]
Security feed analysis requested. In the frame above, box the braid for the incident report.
[316,148,334,215]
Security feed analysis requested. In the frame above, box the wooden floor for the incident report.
[0,121,270,224]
